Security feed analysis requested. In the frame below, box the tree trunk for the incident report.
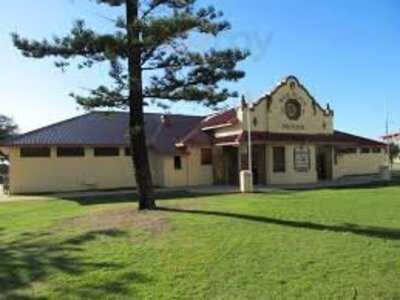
[126,0,156,210]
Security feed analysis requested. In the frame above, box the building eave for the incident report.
[202,123,234,131]
[212,131,387,148]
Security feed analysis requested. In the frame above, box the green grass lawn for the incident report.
[1,185,400,300]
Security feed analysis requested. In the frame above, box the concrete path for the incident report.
[0,185,8,201]
[0,174,389,203]
[262,175,385,191]
[0,184,57,203]
[0,187,186,202]
[187,185,239,194]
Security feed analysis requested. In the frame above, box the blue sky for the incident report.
[1,0,399,139]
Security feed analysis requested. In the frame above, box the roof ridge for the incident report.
[6,111,206,144]
[146,112,205,118]
[88,110,206,118]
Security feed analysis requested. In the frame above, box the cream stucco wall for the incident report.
[238,77,333,135]
[238,143,317,185]
[212,77,386,185]
[162,147,213,187]
[266,144,318,185]
[9,147,140,194]
[8,146,212,194]
[265,78,333,135]
[333,150,387,179]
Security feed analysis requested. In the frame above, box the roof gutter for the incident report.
[201,122,234,131]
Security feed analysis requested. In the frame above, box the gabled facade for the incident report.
[180,76,387,185]
[0,76,387,194]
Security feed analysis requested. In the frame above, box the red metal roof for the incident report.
[0,111,386,155]
[176,125,212,147]
[0,112,208,155]
[201,109,238,130]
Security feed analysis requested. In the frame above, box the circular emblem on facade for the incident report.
[285,99,302,120]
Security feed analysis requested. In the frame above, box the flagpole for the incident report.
[385,100,391,169]
[246,97,252,174]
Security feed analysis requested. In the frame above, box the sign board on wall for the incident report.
[294,147,311,172]
[282,124,305,131]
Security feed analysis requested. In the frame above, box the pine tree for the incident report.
[0,115,18,141]
[12,0,249,210]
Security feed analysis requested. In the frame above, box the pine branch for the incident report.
[12,20,128,64]
[12,0,249,109]
[144,87,236,107]
[95,0,125,7]
[71,85,128,109]
[141,7,230,64]
[143,48,249,71]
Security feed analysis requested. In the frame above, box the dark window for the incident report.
[94,147,120,157]
[20,147,51,158]
[361,148,371,154]
[174,156,182,170]
[57,147,85,157]
[125,147,131,156]
[273,147,286,173]
[201,148,212,165]
[337,148,357,154]
[372,148,382,154]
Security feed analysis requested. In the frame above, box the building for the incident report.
[0,76,387,194]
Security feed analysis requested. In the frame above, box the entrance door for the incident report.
[316,146,333,181]
[252,145,266,185]
[223,146,239,185]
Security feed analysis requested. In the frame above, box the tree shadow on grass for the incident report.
[0,228,151,299]
[157,207,400,241]
[59,190,236,206]
[276,179,400,193]
[324,180,400,191]
[58,178,400,206]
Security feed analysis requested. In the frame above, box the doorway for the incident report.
[223,146,239,185]
[213,146,239,185]
[252,145,266,185]
[316,146,333,181]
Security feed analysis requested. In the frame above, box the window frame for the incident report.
[94,147,120,157]
[372,148,382,154]
[20,147,51,158]
[201,148,213,166]
[361,148,371,154]
[57,147,85,157]
[174,156,182,170]
[125,147,131,156]
[273,146,286,173]
[336,148,358,155]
